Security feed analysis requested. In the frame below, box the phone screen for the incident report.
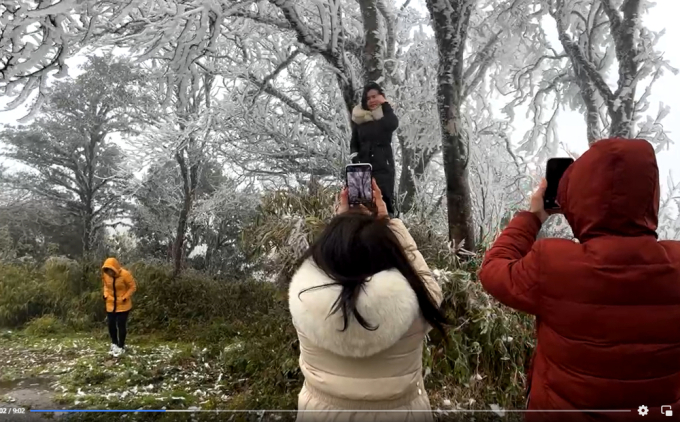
[544,158,574,209]
[346,164,373,205]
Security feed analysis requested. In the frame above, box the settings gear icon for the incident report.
[638,405,649,416]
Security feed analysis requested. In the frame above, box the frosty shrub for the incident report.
[428,265,535,409]
[244,184,536,409]
[242,181,337,287]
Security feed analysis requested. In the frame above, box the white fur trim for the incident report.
[289,260,420,358]
[351,105,384,124]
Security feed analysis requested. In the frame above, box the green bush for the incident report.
[0,262,49,326]
[428,265,535,408]
[129,261,282,332]
[241,181,337,286]
[24,314,66,336]
[0,257,107,329]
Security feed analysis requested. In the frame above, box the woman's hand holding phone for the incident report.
[372,179,389,219]
[335,179,388,219]
[335,188,350,215]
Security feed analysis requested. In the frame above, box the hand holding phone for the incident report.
[530,158,574,224]
[544,157,574,210]
[336,177,388,218]
[345,163,373,206]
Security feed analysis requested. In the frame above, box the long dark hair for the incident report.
[298,212,448,335]
[361,82,385,111]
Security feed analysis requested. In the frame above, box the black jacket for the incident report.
[349,103,399,173]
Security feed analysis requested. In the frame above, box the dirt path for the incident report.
[0,377,66,421]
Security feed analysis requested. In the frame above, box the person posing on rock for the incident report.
[479,138,680,421]
[102,258,136,357]
[289,179,447,422]
[350,82,399,217]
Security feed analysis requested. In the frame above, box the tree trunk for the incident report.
[358,0,383,83]
[338,74,356,114]
[398,136,435,214]
[569,62,603,145]
[604,0,640,139]
[172,192,192,277]
[398,141,418,213]
[82,211,94,257]
[425,0,476,250]
[377,0,396,80]
[172,149,200,277]
[439,84,475,250]
[81,129,100,256]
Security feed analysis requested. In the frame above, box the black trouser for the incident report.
[107,311,129,348]
[373,170,396,217]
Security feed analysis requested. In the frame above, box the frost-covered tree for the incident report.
[132,65,219,276]
[0,56,142,255]
[423,0,541,250]
[502,0,676,153]
[191,180,259,276]
[213,31,351,185]
[131,159,255,275]
[0,0,89,116]
[392,25,440,213]
[236,0,363,113]
[0,190,87,259]
[553,0,674,144]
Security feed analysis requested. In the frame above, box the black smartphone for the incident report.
[544,157,574,210]
[345,163,373,206]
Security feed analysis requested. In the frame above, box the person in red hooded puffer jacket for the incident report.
[479,138,680,421]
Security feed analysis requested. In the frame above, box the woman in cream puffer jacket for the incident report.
[289,181,445,422]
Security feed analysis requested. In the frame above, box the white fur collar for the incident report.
[289,259,419,358]
[351,105,384,124]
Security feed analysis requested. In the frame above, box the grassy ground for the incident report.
[0,329,524,422]
[0,329,299,421]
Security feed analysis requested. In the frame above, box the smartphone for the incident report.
[544,157,574,210]
[345,163,373,206]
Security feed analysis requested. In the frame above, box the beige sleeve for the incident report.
[388,219,443,305]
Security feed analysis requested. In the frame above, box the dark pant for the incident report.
[107,311,129,348]
[374,170,396,217]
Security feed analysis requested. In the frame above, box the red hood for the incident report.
[557,138,660,241]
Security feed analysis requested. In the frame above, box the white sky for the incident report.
[0,2,678,190]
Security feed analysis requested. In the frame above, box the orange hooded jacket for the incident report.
[102,258,136,313]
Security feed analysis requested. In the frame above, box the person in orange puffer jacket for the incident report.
[102,258,136,357]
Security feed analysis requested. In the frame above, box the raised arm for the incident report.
[478,212,543,315]
[388,218,442,305]
[378,102,399,132]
